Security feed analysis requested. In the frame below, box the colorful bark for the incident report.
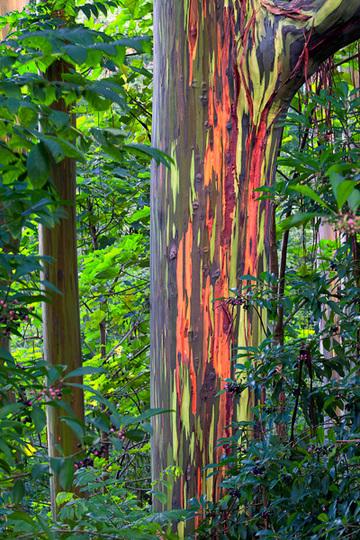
[151,2,360,528]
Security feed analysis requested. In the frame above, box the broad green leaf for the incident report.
[124,428,145,442]
[27,143,50,188]
[95,267,119,280]
[331,178,356,210]
[327,164,357,210]
[278,212,319,232]
[18,105,38,128]
[12,480,25,504]
[7,511,34,525]
[56,491,74,506]
[61,416,85,438]
[128,206,150,223]
[125,143,173,167]
[0,347,13,362]
[40,136,65,163]
[59,458,74,491]
[31,406,46,433]
[288,184,333,212]
[64,44,88,64]
[347,189,360,213]
[63,366,105,379]
[49,109,69,129]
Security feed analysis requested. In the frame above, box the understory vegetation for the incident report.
[0,1,359,539]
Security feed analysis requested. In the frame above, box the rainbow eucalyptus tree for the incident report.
[151,0,360,515]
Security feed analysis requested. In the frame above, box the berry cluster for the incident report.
[228,488,242,498]
[335,213,360,236]
[109,427,125,440]
[92,444,110,458]
[252,465,265,477]
[223,295,250,310]
[19,384,63,407]
[46,385,63,401]
[299,347,311,369]
[224,381,242,395]
[74,457,94,470]
[0,299,33,336]
[74,443,112,470]
[306,444,333,456]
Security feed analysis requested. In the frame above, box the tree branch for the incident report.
[308,0,360,68]
[276,0,360,100]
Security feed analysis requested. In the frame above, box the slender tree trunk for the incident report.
[151,0,360,526]
[39,57,84,517]
[0,0,83,518]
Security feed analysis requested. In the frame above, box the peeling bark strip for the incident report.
[151,0,360,525]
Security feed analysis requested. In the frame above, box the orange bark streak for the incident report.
[176,223,198,410]
[201,9,237,469]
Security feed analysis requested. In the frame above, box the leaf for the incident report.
[40,136,65,163]
[63,366,105,379]
[288,185,333,212]
[0,347,13,362]
[0,458,11,473]
[61,416,85,439]
[12,480,25,504]
[125,143,173,167]
[41,279,62,295]
[317,513,329,522]
[49,109,69,129]
[128,206,150,223]
[0,403,23,419]
[56,491,74,506]
[327,164,357,210]
[64,44,88,64]
[95,267,119,280]
[31,464,48,479]
[124,428,146,442]
[7,511,34,525]
[118,36,152,53]
[278,212,319,232]
[347,188,360,213]
[331,179,355,210]
[27,143,50,188]
[50,457,74,491]
[59,458,74,491]
[31,406,46,433]
[0,439,13,461]
[18,105,38,128]
[135,408,173,422]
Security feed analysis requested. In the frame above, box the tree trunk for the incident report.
[39,57,84,517]
[151,0,360,524]
[0,0,84,519]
